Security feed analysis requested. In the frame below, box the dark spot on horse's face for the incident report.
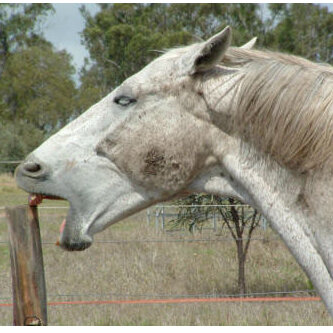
[172,162,180,170]
[143,148,166,176]
[296,192,309,209]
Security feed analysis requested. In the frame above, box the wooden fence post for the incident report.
[5,205,47,326]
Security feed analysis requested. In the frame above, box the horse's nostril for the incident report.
[18,157,49,180]
[24,162,42,173]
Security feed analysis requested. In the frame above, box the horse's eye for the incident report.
[114,96,136,107]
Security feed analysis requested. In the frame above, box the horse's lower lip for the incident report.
[59,238,92,251]
[59,217,93,251]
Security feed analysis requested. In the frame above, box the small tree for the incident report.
[171,194,261,295]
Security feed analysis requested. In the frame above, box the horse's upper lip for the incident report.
[28,192,67,206]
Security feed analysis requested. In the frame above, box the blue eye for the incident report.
[114,96,136,107]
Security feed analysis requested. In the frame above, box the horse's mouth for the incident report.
[30,193,93,252]
[29,193,64,206]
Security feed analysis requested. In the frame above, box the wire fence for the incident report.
[0,205,318,307]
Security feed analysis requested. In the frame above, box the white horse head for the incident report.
[16,26,333,315]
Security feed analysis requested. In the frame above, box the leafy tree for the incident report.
[171,194,261,295]
[266,3,333,63]
[0,4,77,172]
[0,44,76,132]
[0,4,54,76]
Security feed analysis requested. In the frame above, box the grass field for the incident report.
[0,174,332,325]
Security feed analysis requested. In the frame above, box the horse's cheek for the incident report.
[127,148,193,193]
[98,103,206,193]
[111,138,194,193]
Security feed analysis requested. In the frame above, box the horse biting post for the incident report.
[5,196,47,326]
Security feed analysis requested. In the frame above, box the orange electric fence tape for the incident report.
[0,296,321,307]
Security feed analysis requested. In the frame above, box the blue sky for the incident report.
[42,3,99,82]
[42,3,333,84]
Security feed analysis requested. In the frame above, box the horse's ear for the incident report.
[240,37,257,49]
[184,26,232,75]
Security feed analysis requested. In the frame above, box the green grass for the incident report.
[0,246,9,269]
[0,174,332,325]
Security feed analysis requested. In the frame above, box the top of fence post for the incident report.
[5,204,48,326]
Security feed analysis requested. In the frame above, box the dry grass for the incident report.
[0,174,332,325]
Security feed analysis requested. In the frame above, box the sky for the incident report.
[41,2,333,84]
[42,3,99,83]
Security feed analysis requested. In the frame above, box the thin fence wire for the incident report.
[0,296,322,308]
[0,289,317,301]
[0,237,279,246]
[0,161,22,164]
[0,206,69,210]
[0,205,249,209]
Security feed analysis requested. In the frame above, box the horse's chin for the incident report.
[58,224,93,251]
[55,201,94,252]
[58,207,93,252]
[30,193,93,252]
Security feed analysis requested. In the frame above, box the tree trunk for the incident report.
[236,239,246,295]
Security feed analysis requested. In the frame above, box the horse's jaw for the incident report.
[15,155,156,251]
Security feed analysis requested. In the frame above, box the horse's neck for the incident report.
[223,147,302,214]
